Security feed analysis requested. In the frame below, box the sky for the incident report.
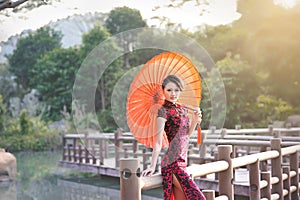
[0,0,241,43]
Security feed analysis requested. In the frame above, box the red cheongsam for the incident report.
[158,100,206,200]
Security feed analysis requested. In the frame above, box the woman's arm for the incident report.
[142,117,166,176]
[188,109,202,136]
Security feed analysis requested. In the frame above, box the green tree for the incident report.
[104,6,147,68]
[104,6,146,35]
[216,53,262,128]
[0,0,59,12]
[253,95,293,127]
[80,25,123,111]
[7,26,62,91]
[0,95,6,132]
[30,47,81,121]
[193,25,246,61]
[19,109,30,134]
[236,0,300,107]
[0,63,18,104]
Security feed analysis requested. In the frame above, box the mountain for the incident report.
[0,12,106,63]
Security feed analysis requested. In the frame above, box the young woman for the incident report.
[142,75,206,200]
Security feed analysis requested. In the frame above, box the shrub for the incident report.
[0,113,61,152]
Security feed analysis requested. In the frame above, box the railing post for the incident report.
[214,152,219,180]
[133,140,138,158]
[290,151,299,200]
[142,148,147,170]
[92,146,96,164]
[260,146,268,172]
[271,138,283,200]
[115,129,123,168]
[105,140,109,158]
[268,125,274,136]
[249,159,260,200]
[84,132,90,164]
[283,166,291,200]
[73,138,77,162]
[124,148,128,158]
[99,139,104,165]
[261,171,271,199]
[199,131,207,164]
[218,145,233,200]
[273,130,281,138]
[85,146,89,164]
[120,158,141,200]
[62,132,66,161]
[221,128,227,138]
[67,144,72,161]
[78,145,82,163]
[203,190,215,200]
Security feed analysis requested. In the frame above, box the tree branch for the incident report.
[0,0,29,11]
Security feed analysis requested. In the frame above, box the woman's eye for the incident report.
[167,89,172,92]
[175,89,179,92]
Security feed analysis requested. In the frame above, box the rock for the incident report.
[0,149,17,181]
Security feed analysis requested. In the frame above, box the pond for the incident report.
[0,151,162,200]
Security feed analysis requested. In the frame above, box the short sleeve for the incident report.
[157,107,167,119]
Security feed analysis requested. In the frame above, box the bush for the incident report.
[97,109,117,132]
[0,112,61,152]
[20,109,31,135]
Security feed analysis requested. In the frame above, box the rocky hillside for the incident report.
[0,12,106,63]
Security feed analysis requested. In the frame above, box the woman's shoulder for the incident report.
[158,105,168,119]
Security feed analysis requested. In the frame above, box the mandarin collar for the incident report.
[163,100,181,108]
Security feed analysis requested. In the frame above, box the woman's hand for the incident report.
[142,166,156,177]
[192,108,202,124]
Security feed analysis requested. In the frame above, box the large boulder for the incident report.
[0,149,16,181]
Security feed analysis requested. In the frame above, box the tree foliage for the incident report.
[7,27,62,91]
[4,2,300,130]
[0,0,59,12]
[193,25,246,61]
[235,0,300,107]
[80,25,123,111]
[104,6,147,69]
[104,6,146,35]
[252,95,293,127]
[189,0,300,127]
[0,95,6,132]
[216,53,262,127]
[31,47,81,121]
[0,64,18,103]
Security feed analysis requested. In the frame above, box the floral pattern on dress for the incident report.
[158,100,206,200]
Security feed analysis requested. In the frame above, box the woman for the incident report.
[142,75,206,200]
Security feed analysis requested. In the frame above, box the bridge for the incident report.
[58,126,300,199]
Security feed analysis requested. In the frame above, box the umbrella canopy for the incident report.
[126,52,202,148]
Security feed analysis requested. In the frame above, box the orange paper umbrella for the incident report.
[126,52,202,148]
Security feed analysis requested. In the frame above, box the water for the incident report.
[0,151,249,199]
[0,151,162,200]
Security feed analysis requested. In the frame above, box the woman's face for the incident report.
[163,82,181,103]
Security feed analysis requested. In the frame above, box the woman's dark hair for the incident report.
[162,75,184,91]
